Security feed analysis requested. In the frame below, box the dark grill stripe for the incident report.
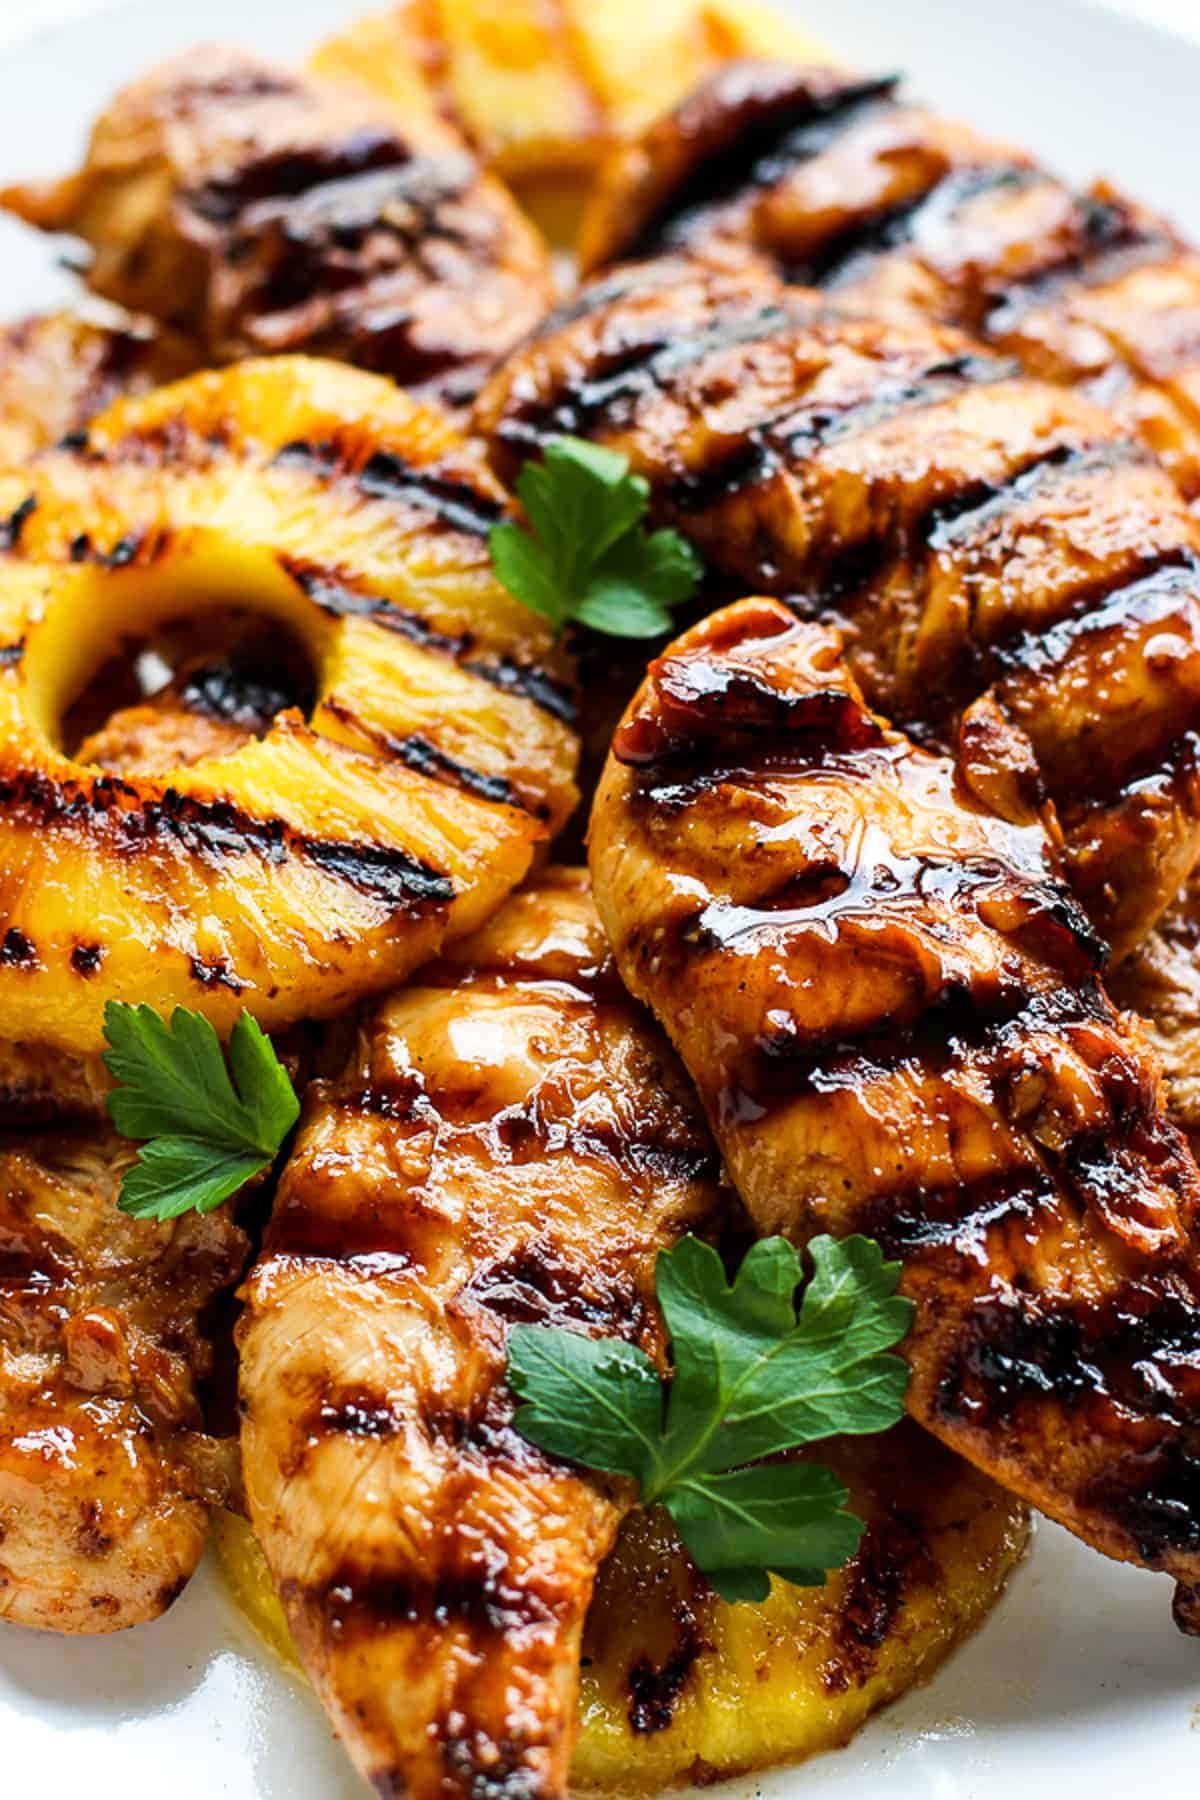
[280,560,577,727]
[0,768,454,912]
[271,439,505,539]
[626,73,900,262]
[320,698,525,812]
[793,162,1043,291]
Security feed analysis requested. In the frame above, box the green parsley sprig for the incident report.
[507,1232,913,1603]
[103,1001,300,1220]
[489,436,703,639]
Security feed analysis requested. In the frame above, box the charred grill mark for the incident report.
[497,300,813,450]
[993,556,1200,690]
[282,559,577,727]
[0,769,455,913]
[984,189,1179,332]
[188,955,245,991]
[302,1559,558,1645]
[718,972,1110,1129]
[185,127,413,225]
[930,1278,1200,1433]
[623,71,900,262]
[320,698,525,812]
[313,1390,406,1440]
[0,643,23,667]
[70,942,105,978]
[0,495,36,550]
[0,928,37,968]
[178,655,313,731]
[822,1509,937,1693]
[626,1599,706,1733]
[1084,1437,1200,1564]
[657,348,1014,518]
[462,1238,647,1334]
[793,162,1043,291]
[271,439,506,539]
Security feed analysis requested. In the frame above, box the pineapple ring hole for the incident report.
[30,539,328,775]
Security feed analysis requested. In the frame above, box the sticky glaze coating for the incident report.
[0,356,578,1053]
[1111,872,1200,1159]
[0,1105,247,1632]
[590,599,1200,1597]
[237,868,725,1800]
[578,61,1200,499]
[476,256,1200,955]
[1,46,554,417]
[0,313,197,465]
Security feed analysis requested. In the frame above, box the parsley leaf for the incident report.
[103,1002,300,1221]
[507,1233,912,1604]
[488,436,703,639]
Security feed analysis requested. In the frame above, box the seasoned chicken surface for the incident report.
[0,1104,247,1632]
[1,46,554,416]
[578,61,1200,499]
[0,312,196,465]
[589,599,1200,1602]
[0,356,577,1053]
[477,256,1200,954]
[238,868,725,1800]
[1111,873,1200,1158]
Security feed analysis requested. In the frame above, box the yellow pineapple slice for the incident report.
[0,357,578,1052]
[214,1423,1026,1788]
[310,1,829,238]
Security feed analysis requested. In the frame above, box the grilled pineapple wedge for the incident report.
[214,1423,1026,1789]
[310,1,828,239]
[0,357,577,1053]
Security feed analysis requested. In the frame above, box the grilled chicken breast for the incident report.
[1,46,554,416]
[0,356,577,1052]
[578,61,1200,500]
[238,868,725,1800]
[477,256,1200,954]
[1111,873,1200,1158]
[0,312,196,465]
[0,1098,247,1632]
[310,1,826,238]
[589,598,1200,1607]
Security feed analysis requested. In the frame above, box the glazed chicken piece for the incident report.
[0,312,197,465]
[477,256,1200,954]
[589,598,1200,1613]
[577,62,1200,500]
[238,868,725,1800]
[1111,872,1200,1159]
[1,45,554,417]
[0,1102,248,1632]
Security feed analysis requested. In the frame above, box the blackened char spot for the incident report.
[0,928,37,967]
[823,1509,936,1693]
[189,955,245,991]
[0,643,23,667]
[627,1619,705,1733]
[315,1392,405,1439]
[0,495,36,549]
[984,188,1179,332]
[184,127,410,225]
[70,943,105,978]
[463,1237,644,1333]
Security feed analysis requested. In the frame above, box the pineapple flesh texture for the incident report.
[310,1,829,239]
[214,1422,1027,1790]
[0,358,578,1052]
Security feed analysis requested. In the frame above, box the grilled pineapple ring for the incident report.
[214,1423,1026,1789]
[0,357,578,1052]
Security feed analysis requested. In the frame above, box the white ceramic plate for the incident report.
[3,2,1200,1795]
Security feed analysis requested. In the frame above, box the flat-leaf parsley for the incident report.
[507,1233,913,1602]
[489,436,702,639]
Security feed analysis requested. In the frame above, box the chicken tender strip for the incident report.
[578,62,1200,502]
[589,598,1200,1613]
[237,868,725,1800]
[0,1107,247,1633]
[1,46,554,417]
[476,256,1200,955]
